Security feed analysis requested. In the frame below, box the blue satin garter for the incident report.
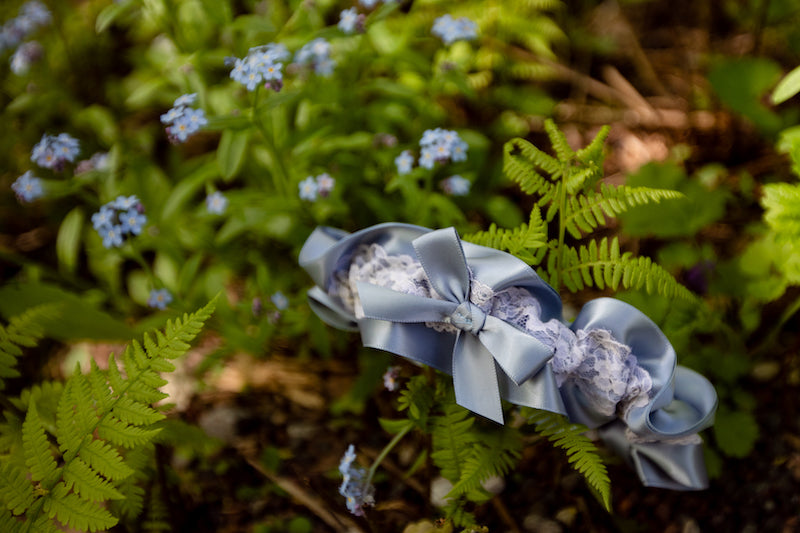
[299,223,718,490]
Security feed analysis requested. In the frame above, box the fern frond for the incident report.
[447,426,522,499]
[563,184,684,238]
[559,238,697,300]
[0,463,36,516]
[23,404,59,486]
[504,138,560,194]
[525,408,611,511]
[762,182,800,238]
[544,119,575,163]
[464,206,548,264]
[431,404,476,484]
[0,305,57,391]
[398,375,436,431]
[5,299,216,532]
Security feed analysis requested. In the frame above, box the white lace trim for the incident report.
[329,243,653,420]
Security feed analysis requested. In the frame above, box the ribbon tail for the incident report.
[359,320,455,375]
[453,334,504,424]
[499,363,567,416]
[599,422,709,490]
[478,316,554,385]
[306,286,359,332]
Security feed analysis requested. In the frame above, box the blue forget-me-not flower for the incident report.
[338,8,363,34]
[417,128,468,168]
[148,288,173,310]
[294,38,336,77]
[440,175,471,196]
[395,150,414,175]
[0,1,50,54]
[299,176,319,201]
[161,93,207,144]
[11,171,43,203]
[229,43,288,92]
[271,291,289,310]
[206,191,228,214]
[338,444,375,517]
[315,173,335,197]
[92,195,147,249]
[31,133,80,171]
[432,14,478,45]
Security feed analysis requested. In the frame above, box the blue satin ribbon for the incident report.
[299,223,718,490]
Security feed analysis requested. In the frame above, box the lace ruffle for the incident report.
[329,243,653,419]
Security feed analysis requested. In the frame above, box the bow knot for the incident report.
[446,301,486,335]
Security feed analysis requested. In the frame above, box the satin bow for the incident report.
[563,298,718,489]
[355,227,555,423]
[299,223,567,424]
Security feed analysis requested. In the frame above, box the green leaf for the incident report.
[713,410,759,458]
[23,404,59,484]
[95,0,135,33]
[772,64,800,104]
[217,129,251,181]
[0,284,133,341]
[708,57,783,134]
[56,207,84,275]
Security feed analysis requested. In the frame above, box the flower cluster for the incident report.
[148,288,173,310]
[418,128,468,169]
[0,1,50,54]
[298,173,335,201]
[229,43,289,92]
[91,195,147,249]
[338,445,375,517]
[294,38,335,77]
[432,14,478,45]
[440,175,471,196]
[31,133,80,171]
[161,93,207,144]
[11,171,43,203]
[206,191,228,215]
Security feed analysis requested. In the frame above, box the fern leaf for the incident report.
[762,182,800,238]
[559,238,697,300]
[23,404,59,485]
[564,184,684,238]
[431,405,476,483]
[44,483,117,532]
[447,427,522,499]
[504,138,559,195]
[78,439,135,481]
[544,118,575,163]
[464,206,548,265]
[17,299,216,532]
[62,458,125,502]
[525,409,611,511]
[0,305,56,391]
[97,415,162,448]
[398,375,436,431]
[0,464,36,515]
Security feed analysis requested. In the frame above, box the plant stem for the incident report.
[366,421,414,485]
[553,165,569,292]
